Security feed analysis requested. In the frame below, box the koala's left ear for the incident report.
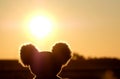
[19,44,39,67]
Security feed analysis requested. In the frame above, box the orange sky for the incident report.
[0,0,120,59]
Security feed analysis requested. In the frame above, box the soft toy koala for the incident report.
[19,42,71,79]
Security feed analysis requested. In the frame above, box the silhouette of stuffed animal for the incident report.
[19,42,71,79]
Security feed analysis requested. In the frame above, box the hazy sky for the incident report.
[0,0,120,59]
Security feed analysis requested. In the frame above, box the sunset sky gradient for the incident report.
[0,0,120,59]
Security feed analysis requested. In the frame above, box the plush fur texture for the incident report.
[52,42,71,65]
[20,44,39,66]
[19,42,71,79]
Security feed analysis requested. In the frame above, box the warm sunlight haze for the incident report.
[0,0,120,59]
[28,15,53,39]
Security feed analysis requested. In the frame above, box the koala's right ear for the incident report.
[52,42,72,65]
[19,44,38,67]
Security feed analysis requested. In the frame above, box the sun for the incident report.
[28,16,52,39]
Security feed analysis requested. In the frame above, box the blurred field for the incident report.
[0,54,120,79]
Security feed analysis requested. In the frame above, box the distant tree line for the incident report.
[59,53,120,79]
[0,53,120,79]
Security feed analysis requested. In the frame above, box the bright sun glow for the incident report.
[28,16,52,39]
